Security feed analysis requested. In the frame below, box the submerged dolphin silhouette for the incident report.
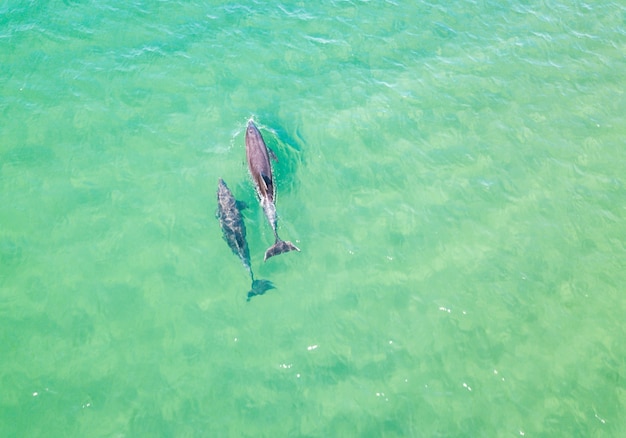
[216,178,274,300]
[245,119,300,261]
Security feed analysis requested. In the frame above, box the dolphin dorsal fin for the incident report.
[261,173,272,190]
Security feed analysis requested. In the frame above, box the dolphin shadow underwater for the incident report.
[245,119,300,261]
[216,178,275,301]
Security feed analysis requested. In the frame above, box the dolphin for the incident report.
[245,119,300,261]
[216,178,274,301]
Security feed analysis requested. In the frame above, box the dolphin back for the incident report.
[217,178,252,273]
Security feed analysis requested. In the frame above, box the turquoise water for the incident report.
[2,0,625,436]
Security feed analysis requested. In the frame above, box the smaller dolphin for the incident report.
[217,178,274,301]
[245,119,300,261]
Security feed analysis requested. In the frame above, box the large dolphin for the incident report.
[216,178,274,301]
[245,119,300,261]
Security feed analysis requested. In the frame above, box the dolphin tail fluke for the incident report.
[247,279,275,301]
[264,239,300,261]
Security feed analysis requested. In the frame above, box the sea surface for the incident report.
[1,0,625,436]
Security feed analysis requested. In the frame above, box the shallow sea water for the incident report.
[1,0,625,436]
